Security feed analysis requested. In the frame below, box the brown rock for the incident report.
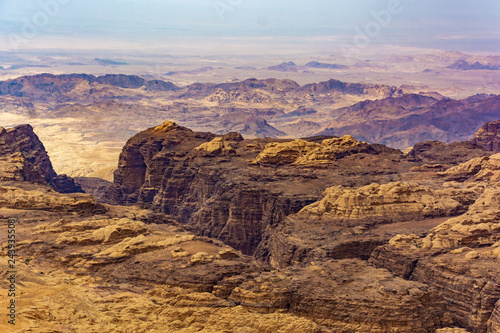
[251,135,374,165]
[0,124,82,193]
[439,154,500,181]
[471,120,500,152]
[299,182,461,219]
[228,259,447,332]
[194,137,236,155]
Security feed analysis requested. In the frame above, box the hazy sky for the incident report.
[0,0,499,54]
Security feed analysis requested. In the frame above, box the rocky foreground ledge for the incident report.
[2,120,500,332]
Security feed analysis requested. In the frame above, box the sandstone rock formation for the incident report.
[0,182,105,214]
[0,124,82,193]
[106,121,410,255]
[194,137,237,155]
[406,140,490,165]
[318,95,500,149]
[471,120,500,151]
[0,198,323,333]
[5,118,500,332]
[300,182,461,219]
[370,184,500,332]
[251,135,375,165]
[1,182,453,332]
[438,154,500,181]
[228,259,447,332]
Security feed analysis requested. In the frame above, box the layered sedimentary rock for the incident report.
[406,140,490,165]
[439,154,500,181]
[1,189,451,333]
[251,135,375,165]
[227,259,447,332]
[0,124,82,193]
[262,181,467,269]
[300,181,461,219]
[0,182,106,214]
[471,120,500,152]
[5,118,500,332]
[370,186,500,332]
[107,121,409,255]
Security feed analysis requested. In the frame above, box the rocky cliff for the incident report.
[471,120,500,151]
[369,182,500,332]
[107,121,410,255]
[0,124,81,193]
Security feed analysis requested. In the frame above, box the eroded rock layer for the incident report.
[106,121,409,255]
[0,124,82,193]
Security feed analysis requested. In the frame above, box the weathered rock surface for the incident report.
[106,121,410,255]
[300,182,461,219]
[406,140,490,166]
[439,154,500,181]
[1,196,451,333]
[370,186,500,332]
[251,135,375,165]
[228,259,447,332]
[194,136,239,155]
[471,120,500,152]
[74,176,113,201]
[0,124,82,193]
[0,182,106,214]
[489,300,500,332]
[5,119,500,332]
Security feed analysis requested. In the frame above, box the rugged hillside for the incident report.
[0,73,179,99]
[471,120,500,151]
[5,73,497,179]
[447,60,500,70]
[318,94,500,148]
[106,121,412,255]
[0,124,81,193]
[4,120,500,331]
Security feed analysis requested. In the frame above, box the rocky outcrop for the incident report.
[259,182,467,269]
[471,120,500,152]
[0,124,57,183]
[370,186,500,333]
[0,73,179,99]
[107,121,411,255]
[438,154,500,181]
[406,140,490,165]
[318,95,500,149]
[489,300,500,332]
[300,182,461,220]
[0,183,106,214]
[227,259,447,332]
[74,177,113,201]
[251,135,375,165]
[194,136,240,155]
[408,187,500,250]
[52,218,149,245]
[0,124,82,193]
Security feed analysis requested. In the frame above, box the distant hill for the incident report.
[447,60,499,70]
[267,62,304,72]
[305,61,349,69]
[317,94,500,149]
[94,58,128,66]
[0,73,179,99]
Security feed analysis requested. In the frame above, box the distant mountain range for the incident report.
[1,73,499,150]
[266,61,349,72]
[447,60,500,70]
[305,61,349,69]
[318,93,500,148]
